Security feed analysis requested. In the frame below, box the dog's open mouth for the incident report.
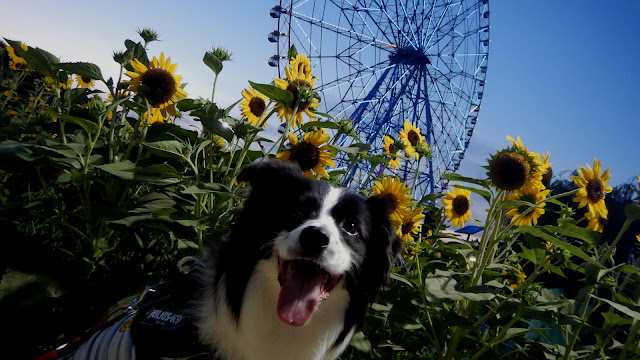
[276,258,342,326]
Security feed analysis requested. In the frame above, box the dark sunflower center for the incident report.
[408,130,420,146]
[81,76,91,83]
[542,167,553,189]
[140,68,178,105]
[289,142,320,171]
[401,222,413,235]
[452,195,470,216]
[248,96,266,117]
[287,80,312,112]
[388,143,396,153]
[489,152,530,191]
[586,178,605,203]
[297,63,310,76]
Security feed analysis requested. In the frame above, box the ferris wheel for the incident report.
[269,0,490,198]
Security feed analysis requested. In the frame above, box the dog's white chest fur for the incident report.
[197,256,354,360]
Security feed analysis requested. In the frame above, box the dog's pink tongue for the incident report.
[277,264,324,326]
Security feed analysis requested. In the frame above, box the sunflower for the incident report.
[442,187,473,228]
[636,234,640,244]
[510,271,527,289]
[240,87,269,127]
[371,176,413,223]
[399,121,425,159]
[507,135,551,189]
[142,108,167,126]
[7,44,28,70]
[505,183,551,226]
[277,128,336,179]
[213,134,227,148]
[403,244,419,260]
[289,53,313,78]
[125,52,188,117]
[43,77,57,91]
[273,53,321,127]
[396,207,425,242]
[59,76,73,90]
[585,211,606,233]
[76,75,95,88]
[383,135,402,169]
[540,152,553,188]
[570,158,612,219]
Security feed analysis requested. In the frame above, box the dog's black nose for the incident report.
[299,226,329,258]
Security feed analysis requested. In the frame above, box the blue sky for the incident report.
[2,0,638,189]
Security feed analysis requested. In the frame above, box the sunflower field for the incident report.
[2,31,640,359]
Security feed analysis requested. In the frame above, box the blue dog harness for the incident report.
[37,258,211,360]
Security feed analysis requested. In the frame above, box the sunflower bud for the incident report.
[338,118,355,136]
[415,141,433,160]
[137,28,160,44]
[210,47,233,62]
[488,150,531,191]
[297,84,320,104]
[113,51,128,65]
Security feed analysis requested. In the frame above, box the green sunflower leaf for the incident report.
[123,40,148,72]
[592,296,640,320]
[95,161,180,185]
[4,39,59,77]
[362,154,388,167]
[349,331,372,353]
[57,62,104,82]
[203,52,223,75]
[312,112,336,121]
[249,81,293,109]
[143,140,186,158]
[182,183,233,195]
[515,225,600,267]
[624,203,640,222]
[176,98,207,112]
[328,143,371,154]
[442,172,490,187]
[300,121,341,131]
[423,269,495,303]
[545,223,601,248]
[288,45,299,61]
[50,111,100,136]
[452,184,491,204]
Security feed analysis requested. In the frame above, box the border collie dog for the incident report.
[196,161,401,360]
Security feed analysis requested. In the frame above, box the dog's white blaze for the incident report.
[277,186,354,275]
[199,257,352,360]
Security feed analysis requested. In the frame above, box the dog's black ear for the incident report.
[363,196,402,294]
[237,160,308,194]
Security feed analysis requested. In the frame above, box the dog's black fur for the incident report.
[194,161,401,360]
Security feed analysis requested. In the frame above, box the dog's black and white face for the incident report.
[197,161,401,360]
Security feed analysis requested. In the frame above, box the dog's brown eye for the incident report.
[342,221,358,235]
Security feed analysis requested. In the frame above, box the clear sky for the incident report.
[2,0,638,188]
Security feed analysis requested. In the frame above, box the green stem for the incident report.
[263,104,299,159]
[470,306,524,360]
[599,217,632,265]
[410,156,422,195]
[0,71,27,111]
[470,189,504,287]
[211,73,219,103]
